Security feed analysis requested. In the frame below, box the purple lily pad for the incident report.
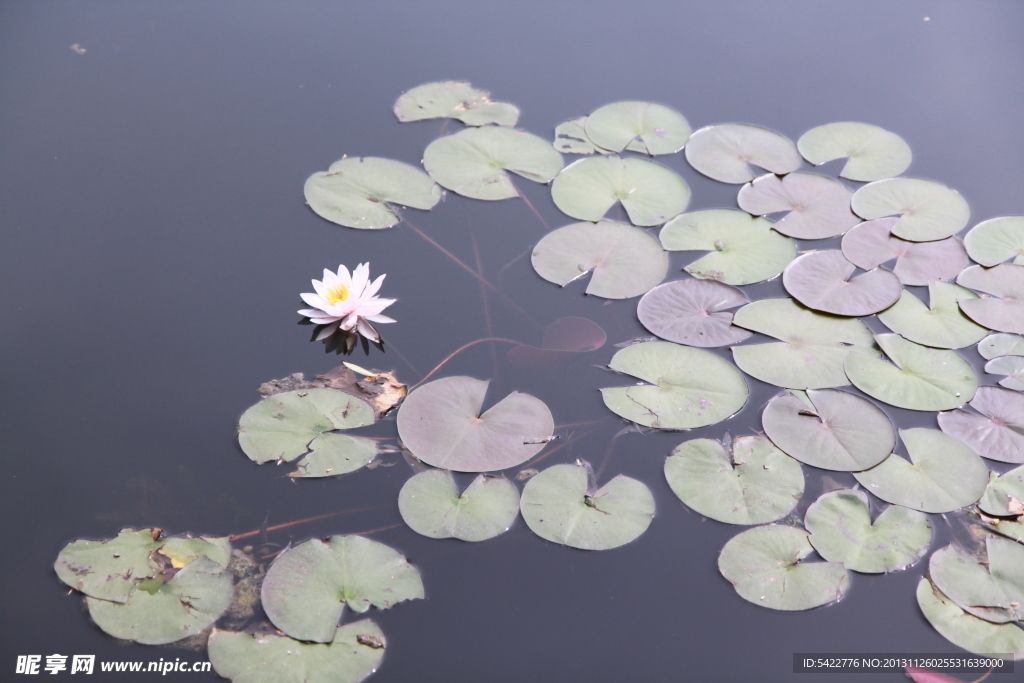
[508,317,607,369]
[737,172,859,239]
[783,250,903,316]
[636,279,752,347]
[841,218,968,286]
[957,264,1024,334]
[938,386,1024,464]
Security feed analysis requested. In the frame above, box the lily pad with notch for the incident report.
[956,264,1024,335]
[964,216,1024,266]
[396,376,554,472]
[929,536,1024,623]
[850,178,970,242]
[979,333,1024,359]
[261,535,423,643]
[553,117,606,155]
[519,461,655,551]
[531,220,669,299]
[209,620,386,683]
[937,386,1024,464]
[841,218,968,286]
[398,470,520,542]
[986,355,1024,391]
[551,155,690,226]
[737,172,859,239]
[877,282,988,349]
[978,464,1024,517]
[916,578,1024,659]
[797,122,912,182]
[782,250,902,316]
[304,157,442,230]
[664,435,804,525]
[804,489,931,573]
[852,428,989,513]
[600,340,748,429]
[422,126,563,200]
[659,209,796,285]
[637,279,752,347]
[584,101,691,155]
[684,124,801,184]
[718,524,850,611]
[393,81,519,127]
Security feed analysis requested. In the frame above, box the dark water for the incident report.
[2,2,1023,681]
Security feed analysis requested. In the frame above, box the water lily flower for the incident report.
[298,263,396,350]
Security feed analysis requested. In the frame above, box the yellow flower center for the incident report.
[325,283,350,305]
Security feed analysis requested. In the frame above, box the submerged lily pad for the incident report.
[684,124,801,184]
[304,157,442,230]
[761,389,894,471]
[551,156,690,226]
[731,298,878,389]
[979,333,1024,359]
[964,216,1024,266]
[664,436,804,525]
[209,620,386,683]
[917,578,1024,659]
[718,525,850,611]
[797,122,912,181]
[520,462,655,550]
[398,470,519,542]
[851,178,970,242]
[553,117,604,155]
[877,282,988,349]
[87,556,232,645]
[930,537,1024,623]
[584,101,691,155]
[394,81,519,127]
[659,209,796,285]
[737,172,859,239]
[805,489,931,573]
[978,464,1024,517]
[986,355,1024,391]
[782,250,902,316]
[261,536,423,643]
[841,218,968,286]
[845,334,977,411]
[853,428,989,513]
[636,279,752,347]
[507,316,607,369]
[956,264,1024,335]
[422,127,563,200]
[396,376,554,472]
[238,389,378,478]
[600,341,748,429]
[531,221,669,299]
[937,387,1024,464]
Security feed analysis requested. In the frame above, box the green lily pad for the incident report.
[986,518,1024,545]
[853,428,989,513]
[737,172,859,239]
[957,264,1024,335]
[584,101,691,155]
[845,334,977,411]
[917,578,1024,659]
[978,464,1024,517]
[761,389,894,471]
[422,127,563,200]
[237,389,379,478]
[55,529,229,603]
[805,489,931,573]
[664,436,804,525]
[600,341,748,429]
[684,124,801,184]
[393,81,519,127]
[937,387,1024,464]
[261,536,424,643]
[531,220,669,299]
[782,250,902,316]
[851,178,970,242]
[718,525,850,611]
[396,376,554,472]
[520,461,655,550]
[659,209,796,285]
[841,218,968,286]
[636,279,752,347]
[551,156,690,226]
[930,537,1024,623]
[980,333,1024,359]
[553,117,605,155]
[303,157,441,230]
[986,355,1024,391]
[87,556,232,645]
[797,122,912,182]
[731,297,879,389]
[209,620,386,683]
[398,470,520,542]
[877,282,988,349]
[964,216,1024,266]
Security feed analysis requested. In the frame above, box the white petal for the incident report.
[340,313,360,331]
[356,318,380,342]
[336,264,352,288]
[298,308,328,317]
[364,273,387,298]
[357,298,396,316]
[315,320,342,341]
[300,292,329,309]
[364,314,396,324]
[351,263,370,298]
[309,316,341,325]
